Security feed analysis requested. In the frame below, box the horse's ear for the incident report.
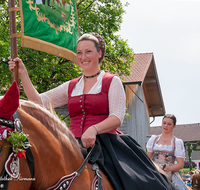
[0,81,19,120]
[189,171,194,175]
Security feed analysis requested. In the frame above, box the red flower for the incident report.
[16,150,26,159]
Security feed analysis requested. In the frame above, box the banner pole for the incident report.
[8,0,19,86]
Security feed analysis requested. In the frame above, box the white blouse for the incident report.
[146,135,185,159]
[39,71,126,124]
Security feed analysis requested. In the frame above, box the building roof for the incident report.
[150,123,200,142]
[122,53,165,117]
[122,53,153,83]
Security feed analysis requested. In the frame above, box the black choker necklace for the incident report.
[84,70,101,78]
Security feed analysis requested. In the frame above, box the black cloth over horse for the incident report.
[79,134,176,190]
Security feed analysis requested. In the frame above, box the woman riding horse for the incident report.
[8,33,176,189]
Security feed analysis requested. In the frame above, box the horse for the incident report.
[0,81,113,190]
[1,81,192,190]
[153,163,192,190]
[190,170,200,190]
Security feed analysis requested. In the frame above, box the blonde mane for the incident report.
[19,99,82,154]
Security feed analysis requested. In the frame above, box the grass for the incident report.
[180,168,195,176]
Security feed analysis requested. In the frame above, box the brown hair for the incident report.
[77,33,106,63]
[163,114,177,125]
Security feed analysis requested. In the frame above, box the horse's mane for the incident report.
[19,99,82,155]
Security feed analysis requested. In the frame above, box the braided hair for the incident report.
[77,33,106,63]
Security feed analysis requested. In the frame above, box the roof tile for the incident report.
[123,53,153,83]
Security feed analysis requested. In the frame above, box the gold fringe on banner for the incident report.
[21,36,77,64]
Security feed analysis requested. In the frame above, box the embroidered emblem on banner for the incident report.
[26,0,76,34]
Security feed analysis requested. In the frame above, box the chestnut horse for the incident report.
[190,170,200,190]
[20,100,193,190]
[0,83,113,190]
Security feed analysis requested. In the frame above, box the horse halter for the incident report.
[0,111,34,190]
[192,170,200,189]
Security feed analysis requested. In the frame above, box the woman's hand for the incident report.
[8,57,27,76]
[8,57,42,104]
[163,157,184,173]
[163,165,172,172]
[81,126,98,148]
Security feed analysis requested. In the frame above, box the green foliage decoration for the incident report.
[186,140,200,171]
[5,131,31,158]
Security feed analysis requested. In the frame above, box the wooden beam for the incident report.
[10,33,22,38]
[144,77,156,83]
[8,7,20,12]
[149,107,163,111]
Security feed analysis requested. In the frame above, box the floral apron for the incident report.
[152,135,188,190]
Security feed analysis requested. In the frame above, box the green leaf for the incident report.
[5,131,31,155]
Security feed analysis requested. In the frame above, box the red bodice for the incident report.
[68,73,119,138]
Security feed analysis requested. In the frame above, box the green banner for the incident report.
[20,0,79,63]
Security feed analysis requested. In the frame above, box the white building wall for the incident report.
[119,84,150,150]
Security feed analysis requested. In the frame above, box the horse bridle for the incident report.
[192,170,200,189]
[0,111,102,190]
[46,141,103,190]
[0,111,34,190]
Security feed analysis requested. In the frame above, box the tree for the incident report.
[0,0,134,97]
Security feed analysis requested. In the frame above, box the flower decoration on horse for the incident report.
[5,129,31,159]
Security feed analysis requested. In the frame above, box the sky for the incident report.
[117,0,200,127]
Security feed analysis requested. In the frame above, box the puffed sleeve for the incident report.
[146,135,157,152]
[39,81,70,109]
[174,138,185,159]
[108,76,126,125]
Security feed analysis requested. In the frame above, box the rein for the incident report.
[0,111,34,190]
[47,141,102,190]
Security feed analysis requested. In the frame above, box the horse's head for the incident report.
[0,81,19,178]
[190,170,200,190]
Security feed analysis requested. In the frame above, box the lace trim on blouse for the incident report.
[146,135,185,158]
[39,71,126,124]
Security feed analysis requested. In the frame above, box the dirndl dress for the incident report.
[148,135,188,190]
[79,134,176,190]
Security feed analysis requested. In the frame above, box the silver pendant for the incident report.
[5,152,19,178]
[14,118,23,133]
